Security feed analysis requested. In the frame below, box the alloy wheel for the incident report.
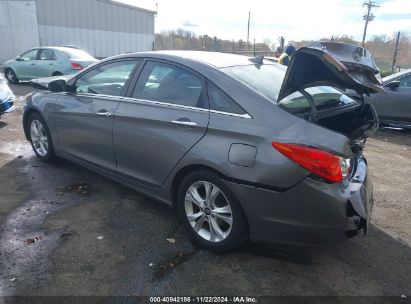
[184,181,233,242]
[30,119,48,157]
[6,70,16,82]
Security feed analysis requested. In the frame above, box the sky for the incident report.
[117,0,411,45]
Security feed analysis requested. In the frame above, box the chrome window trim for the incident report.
[209,109,252,119]
[75,92,125,100]
[120,96,252,119]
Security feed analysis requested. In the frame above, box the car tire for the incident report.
[177,170,248,253]
[52,71,63,76]
[5,68,19,84]
[27,113,55,162]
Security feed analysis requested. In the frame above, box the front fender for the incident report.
[22,92,58,142]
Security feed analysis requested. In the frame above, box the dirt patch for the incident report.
[365,129,411,246]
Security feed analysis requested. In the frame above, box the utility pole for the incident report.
[392,31,400,72]
[278,36,285,52]
[247,11,251,46]
[362,0,379,47]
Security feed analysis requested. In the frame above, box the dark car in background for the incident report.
[365,69,411,128]
[23,42,381,252]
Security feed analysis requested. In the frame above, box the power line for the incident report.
[362,0,379,47]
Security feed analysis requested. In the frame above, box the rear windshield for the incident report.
[60,48,95,60]
[221,64,357,114]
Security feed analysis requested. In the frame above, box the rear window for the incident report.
[221,64,284,102]
[221,64,357,114]
[60,48,95,60]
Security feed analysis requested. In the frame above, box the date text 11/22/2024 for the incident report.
[149,296,258,303]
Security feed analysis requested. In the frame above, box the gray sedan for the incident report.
[366,69,411,128]
[23,42,381,252]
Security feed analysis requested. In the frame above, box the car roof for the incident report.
[111,50,267,69]
[30,46,89,54]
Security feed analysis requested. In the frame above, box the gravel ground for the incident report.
[0,82,410,300]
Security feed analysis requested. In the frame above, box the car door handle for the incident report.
[171,120,198,127]
[96,111,111,117]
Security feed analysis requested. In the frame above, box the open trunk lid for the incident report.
[277,41,383,102]
[277,42,382,143]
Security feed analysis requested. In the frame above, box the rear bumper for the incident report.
[227,156,373,246]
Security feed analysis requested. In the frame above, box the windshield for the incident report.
[60,48,96,60]
[221,64,358,114]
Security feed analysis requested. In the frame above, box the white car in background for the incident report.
[0,73,15,119]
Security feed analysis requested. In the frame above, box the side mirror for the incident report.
[48,79,67,92]
[386,81,400,89]
[15,56,22,61]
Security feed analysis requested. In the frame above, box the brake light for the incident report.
[71,63,83,70]
[272,142,350,183]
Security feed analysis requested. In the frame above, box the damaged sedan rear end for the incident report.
[221,41,381,246]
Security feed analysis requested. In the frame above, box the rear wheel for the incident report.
[177,170,248,253]
[52,71,63,76]
[28,113,55,162]
[5,68,19,84]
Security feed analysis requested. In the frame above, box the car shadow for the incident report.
[0,121,7,129]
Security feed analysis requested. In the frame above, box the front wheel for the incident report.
[5,68,19,84]
[177,170,248,253]
[28,113,55,162]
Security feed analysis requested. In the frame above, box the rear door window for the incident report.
[132,61,207,108]
[38,49,55,61]
[75,59,141,96]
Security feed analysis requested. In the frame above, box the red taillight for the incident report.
[71,63,83,70]
[272,142,347,183]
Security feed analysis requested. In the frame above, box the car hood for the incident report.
[277,41,384,102]
[31,75,73,90]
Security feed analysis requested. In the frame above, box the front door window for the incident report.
[20,49,38,61]
[75,60,141,96]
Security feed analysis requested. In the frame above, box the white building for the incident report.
[0,0,156,65]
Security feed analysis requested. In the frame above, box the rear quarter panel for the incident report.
[53,51,74,75]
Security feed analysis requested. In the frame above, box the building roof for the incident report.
[98,0,157,14]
